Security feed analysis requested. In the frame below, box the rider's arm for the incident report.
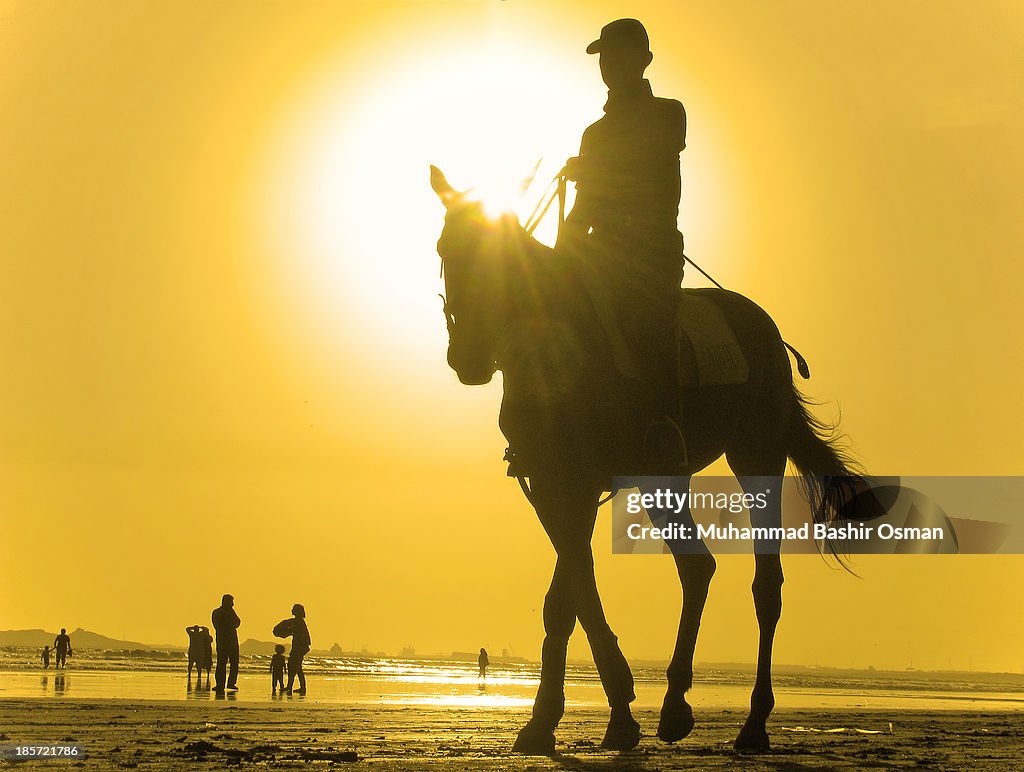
[561,201,590,241]
[662,98,687,153]
[565,121,602,236]
[559,130,596,241]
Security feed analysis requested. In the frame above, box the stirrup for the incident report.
[642,416,688,468]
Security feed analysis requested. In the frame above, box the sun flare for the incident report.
[259,36,599,366]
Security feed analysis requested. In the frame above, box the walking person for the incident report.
[283,604,310,695]
[41,645,51,669]
[211,594,240,693]
[53,629,72,669]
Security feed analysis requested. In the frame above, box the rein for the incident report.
[524,172,567,238]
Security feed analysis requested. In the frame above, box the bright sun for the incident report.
[259,37,600,370]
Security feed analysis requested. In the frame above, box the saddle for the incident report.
[675,292,749,386]
[581,279,749,388]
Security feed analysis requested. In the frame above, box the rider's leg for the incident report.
[634,288,683,466]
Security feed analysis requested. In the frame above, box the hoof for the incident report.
[733,721,771,754]
[601,711,641,751]
[512,720,556,756]
[657,700,694,743]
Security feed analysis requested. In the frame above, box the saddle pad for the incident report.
[577,270,748,387]
[678,294,749,386]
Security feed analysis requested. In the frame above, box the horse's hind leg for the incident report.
[729,462,786,753]
[642,476,717,743]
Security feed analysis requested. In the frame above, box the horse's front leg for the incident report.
[514,476,639,753]
[735,473,785,753]
[564,542,639,752]
[512,558,575,755]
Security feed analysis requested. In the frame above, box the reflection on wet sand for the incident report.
[3,662,1023,714]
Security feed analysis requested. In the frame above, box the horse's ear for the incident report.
[430,165,456,205]
[520,157,542,194]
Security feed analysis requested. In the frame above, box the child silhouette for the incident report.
[271,644,287,694]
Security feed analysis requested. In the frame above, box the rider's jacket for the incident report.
[568,79,686,287]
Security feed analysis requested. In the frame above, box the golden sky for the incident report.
[1,0,1022,671]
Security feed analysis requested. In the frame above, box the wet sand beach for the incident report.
[1,698,1020,770]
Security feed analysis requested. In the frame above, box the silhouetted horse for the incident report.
[430,166,862,754]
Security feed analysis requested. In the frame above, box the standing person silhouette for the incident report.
[560,18,687,466]
[284,604,310,696]
[211,594,240,693]
[53,629,72,669]
[270,644,287,694]
[478,647,489,679]
[185,625,203,679]
[199,626,214,684]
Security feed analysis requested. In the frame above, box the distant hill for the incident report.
[0,628,181,652]
[0,629,372,658]
[239,638,280,656]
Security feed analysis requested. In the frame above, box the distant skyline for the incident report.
[1,623,1019,676]
[4,626,1024,681]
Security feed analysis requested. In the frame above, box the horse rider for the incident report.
[559,18,687,465]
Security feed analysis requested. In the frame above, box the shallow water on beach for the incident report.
[3,658,1022,712]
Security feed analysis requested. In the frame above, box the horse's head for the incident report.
[430,165,512,386]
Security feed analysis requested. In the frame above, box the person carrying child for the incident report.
[273,603,311,696]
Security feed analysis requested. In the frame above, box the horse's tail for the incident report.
[783,341,811,379]
[785,381,865,558]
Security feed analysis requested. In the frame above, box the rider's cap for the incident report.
[586,18,650,55]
